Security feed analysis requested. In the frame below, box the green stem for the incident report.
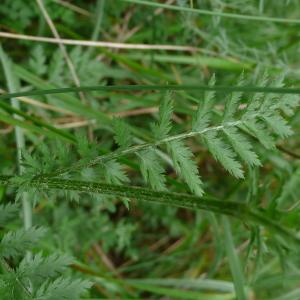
[0,175,299,246]
[91,0,105,41]
[222,216,247,300]
[0,45,32,231]
[123,0,300,24]
[1,85,300,102]
[41,120,245,178]
[0,100,75,143]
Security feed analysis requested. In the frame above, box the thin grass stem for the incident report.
[123,0,300,24]
[0,46,32,231]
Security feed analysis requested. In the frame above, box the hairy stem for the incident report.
[40,120,246,179]
[0,175,299,246]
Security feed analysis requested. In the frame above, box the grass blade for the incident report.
[123,0,300,24]
[222,216,247,300]
[1,84,300,103]
[0,45,32,234]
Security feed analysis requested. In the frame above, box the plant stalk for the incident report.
[1,85,300,103]
[0,175,299,246]
[0,46,32,231]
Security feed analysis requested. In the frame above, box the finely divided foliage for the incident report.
[1,73,298,200]
[111,74,296,195]
[0,204,91,299]
[35,73,294,198]
[62,73,297,196]
[0,73,299,299]
[1,1,300,298]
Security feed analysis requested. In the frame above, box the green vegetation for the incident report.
[0,0,300,299]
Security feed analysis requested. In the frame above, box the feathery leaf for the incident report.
[113,117,132,149]
[139,149,166,191]
[167,140,204,196]
[0,203,19,227]
[223,128,261,167]
[192,74,216,132]
[244,120,276,149]
[17,252,74,285]
[223,73,245,122]
[151,91,173,140]
[34,277,92,300]
[203,131,244,178]
[261,114,293,138]
[102,159,129,185]
[0,227,46,258]
[278,95,299,116]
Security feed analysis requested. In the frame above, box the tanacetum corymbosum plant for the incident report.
[0,70,300,299]
[1,1,300,299]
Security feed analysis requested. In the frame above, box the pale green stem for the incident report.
[0,45,32,230]
[123,0,300,24]
[41,119,246,178]
[91,0,105,41]
[1,85,300,102]
[222,216,247,300]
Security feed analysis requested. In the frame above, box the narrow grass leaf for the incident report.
[222,216,247,300]
[122,0,300,24]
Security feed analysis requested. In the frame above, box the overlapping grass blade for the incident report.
[123,0,300,24]
[1,84,300,103]
[222,216,247,300]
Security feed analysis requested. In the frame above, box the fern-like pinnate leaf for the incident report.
[261,113,293,138]
[192,74,216,132]
[18,73,298,198]
[0,277,16,300]
[34,277,92,300]
[139,149,166,191]
[243,120,276,150]
[49,49,64,85]
[16,252,74,285]
[222,73,245,122]
[0,203,18,226]
[167,140,204,196]
[278,95,299,116]
[0,227,46,258]
[243,74,295,142]
[151,91,173,139]
[29,45,47,76]
[138,92,171,191]
[102,159,129,185]
[113,117,132,149]
[0,220,90,300]
[203,131,244,178]
[258,75,284,113]
[223,128,261,167]
[150,90,203,195]
[244,72,269,116]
